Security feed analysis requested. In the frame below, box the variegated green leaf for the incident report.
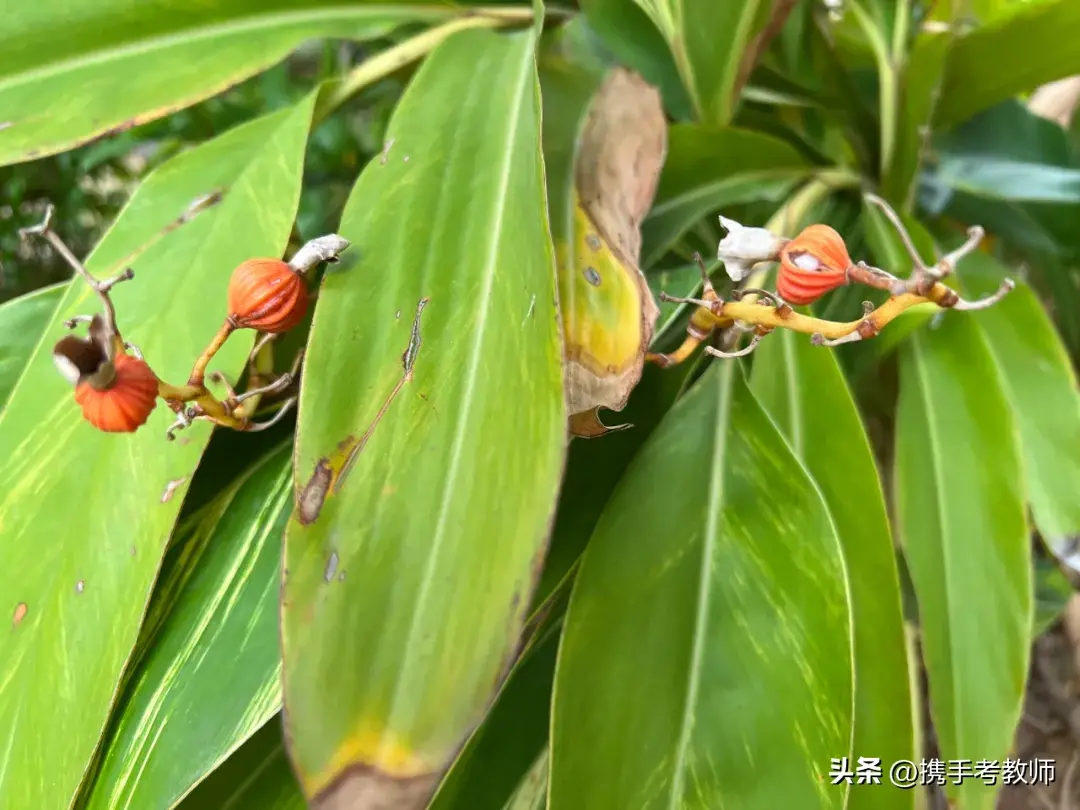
[84,445,291,809]
[0,91,317,810]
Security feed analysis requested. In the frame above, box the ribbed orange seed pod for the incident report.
[776,224,852,306]
[227,258,309,333]
[74,352,159,433]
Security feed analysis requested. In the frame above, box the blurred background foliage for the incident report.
[0,38,404,303]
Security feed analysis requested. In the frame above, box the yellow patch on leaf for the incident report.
[304,722,430,796]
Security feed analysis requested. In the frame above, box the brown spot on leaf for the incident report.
[324,551,339,582]
[297,459,332,525]
[75,580,85,594]
[576,68,666,271]
[401,297,429,377]
[160,476,188,503]
[312,766,441,810]
[13,603,27,626]
[379,138,395,164]
[583,266,601,286]
[294,298,431,523]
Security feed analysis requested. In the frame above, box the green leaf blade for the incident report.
[177,716,305,810]
[676,0,765,126]
[895,315,1031,808]
[0,282,65,409]
[282,25,566,809]
[551,362,852,809]
[0,3,446,166]
[885,29,951,206]
[630,0,770,125]
[750,331,914,810]
[428,623,560,810]
[641,124,808,268]
[84,445,292,810]
[579,0,693,120]
[0,92,316,810]
[959,255,1080,555]
[936,0,1080,128]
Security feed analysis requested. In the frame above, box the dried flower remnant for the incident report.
[20,203,350,441]
[716,216,788,282]
[650,193,1014,366]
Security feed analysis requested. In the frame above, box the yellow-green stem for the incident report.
[849,1,899,180]
[315,9,541,125]
[187,321,234,386]
[240,334,278,418]
[157,380,246,429]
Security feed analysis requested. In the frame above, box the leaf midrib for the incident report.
[668,363,732,808]
[105,466,292,810]
[781,330,803,457]
[910,335,962,758]
[382,33,536,747]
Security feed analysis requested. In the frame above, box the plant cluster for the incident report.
[22,204,348,439]
[27,176,1014,441]
[651,194,1014,366]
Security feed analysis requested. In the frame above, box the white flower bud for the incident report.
[716,216,787,282]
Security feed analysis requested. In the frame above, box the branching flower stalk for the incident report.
[648,193,1015,367]
[21,204,349,440]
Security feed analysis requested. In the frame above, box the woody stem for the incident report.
[233,347,304,422]
[19,204,132,339]
[235,334,278,418]
[722,284,955,341]
[939,226,985,274]
[864,192,928,270]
